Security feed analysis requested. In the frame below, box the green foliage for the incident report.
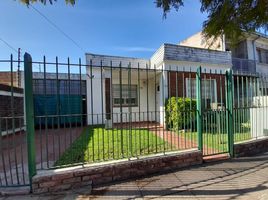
[165,97,197,131]
[156,0,268,46]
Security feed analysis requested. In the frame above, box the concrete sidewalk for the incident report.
[2,152,268,199]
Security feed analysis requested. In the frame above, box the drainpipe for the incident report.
[252,35,260,74]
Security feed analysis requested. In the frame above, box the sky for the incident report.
[0,0,207,64]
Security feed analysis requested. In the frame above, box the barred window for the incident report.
[112,84,138,107]
[186,78,217,103]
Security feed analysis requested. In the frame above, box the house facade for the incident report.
[86,43,232,126]
[180,31,268,75]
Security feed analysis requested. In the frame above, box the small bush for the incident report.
[165,97,197,131]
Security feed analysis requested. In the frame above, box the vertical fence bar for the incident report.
[226,70,234,157]
[196,67,203,152]
[24,53,36,188]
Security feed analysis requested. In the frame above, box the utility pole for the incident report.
[17,48,21,87]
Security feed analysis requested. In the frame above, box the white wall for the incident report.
[86,67,162,125]
[250,96,268,138]
[86,67,106,125]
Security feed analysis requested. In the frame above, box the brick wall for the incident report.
[0,72,19,87]
[0,84,24,132]
[168,72,226,104]
[234,138,268,157]
[32,150,202,194]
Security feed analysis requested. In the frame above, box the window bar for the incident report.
[146,64,149,154]
[79,58,83,127]
[154,64,157,153]
[189,68,192,148]
[78,58,85,163]
[236,75,239,141]
[260,74,264,140]
[116,113,119,159]
[242,75,245,140]
[119,61,123,158]
[254,76,258,139]
[204,69,208,155]
[128,62,132,158]
[100,60,105,160]
[0,118,8,186]
[182,68,186,150]
[138,63,141,156]
[6,118,13,185]
[265,76,268,140]
[242,76,248,140]
[67,57,74,165]
[51,115,55,163]
[90,59,94,161]
[215,70,219,152]
[19,117,26,184]
[161,64,165,153]
[219,70,224,152]
[110,61,114,160]
[10,55,20,184]
[96,114,100,161]
[246,75,250,140]
[168,66,172,150]
[56,57,61,160]
[209,70,214,154]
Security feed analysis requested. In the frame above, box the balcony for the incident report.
[232,58,256,74]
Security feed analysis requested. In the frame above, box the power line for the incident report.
[30,4,86,53]
[0,37,18,53]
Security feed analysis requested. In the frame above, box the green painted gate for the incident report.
[196,67,234,157]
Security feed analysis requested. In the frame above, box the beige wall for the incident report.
[179,31,225,51]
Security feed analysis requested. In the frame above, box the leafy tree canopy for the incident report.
[156,0,268,45]
[19,0,268,45]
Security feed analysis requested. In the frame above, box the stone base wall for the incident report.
[234,137,268,157]
[32,149,202,194]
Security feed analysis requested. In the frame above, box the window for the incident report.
[257,48,268,64]
[186,78,217,103]
[112,84,138,107]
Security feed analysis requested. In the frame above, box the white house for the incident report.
[85,43,232,126]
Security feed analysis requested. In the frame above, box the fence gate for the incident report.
[197,68,233,157]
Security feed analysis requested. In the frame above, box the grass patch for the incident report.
[55,126,170,166]
[183,131,251,153]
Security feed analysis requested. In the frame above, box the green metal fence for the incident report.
[1,52,268,189]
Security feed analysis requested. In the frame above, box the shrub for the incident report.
[165,97,197,131]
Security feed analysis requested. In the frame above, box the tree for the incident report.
[156,0,268,45]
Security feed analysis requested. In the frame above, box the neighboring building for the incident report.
[86,43,232,126]
[180,31,268,75]
[0,84,24,135]
[0,71,20,87]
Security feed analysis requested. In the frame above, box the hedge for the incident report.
[165,97,197,131]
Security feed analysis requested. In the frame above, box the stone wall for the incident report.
[234,138,268,157]
[32,150,202,194]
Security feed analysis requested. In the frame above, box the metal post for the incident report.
[24,53,36,188]
[226,70,234,157]
[196,67,203,152]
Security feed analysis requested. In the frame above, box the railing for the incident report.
[232,57,256,74]
[1,53,268,190]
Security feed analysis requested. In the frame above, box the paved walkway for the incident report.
[2,152,268,199]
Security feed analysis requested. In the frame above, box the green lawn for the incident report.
[55,126,171,166]
[55,125,252,166]
[184,131,251,153]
